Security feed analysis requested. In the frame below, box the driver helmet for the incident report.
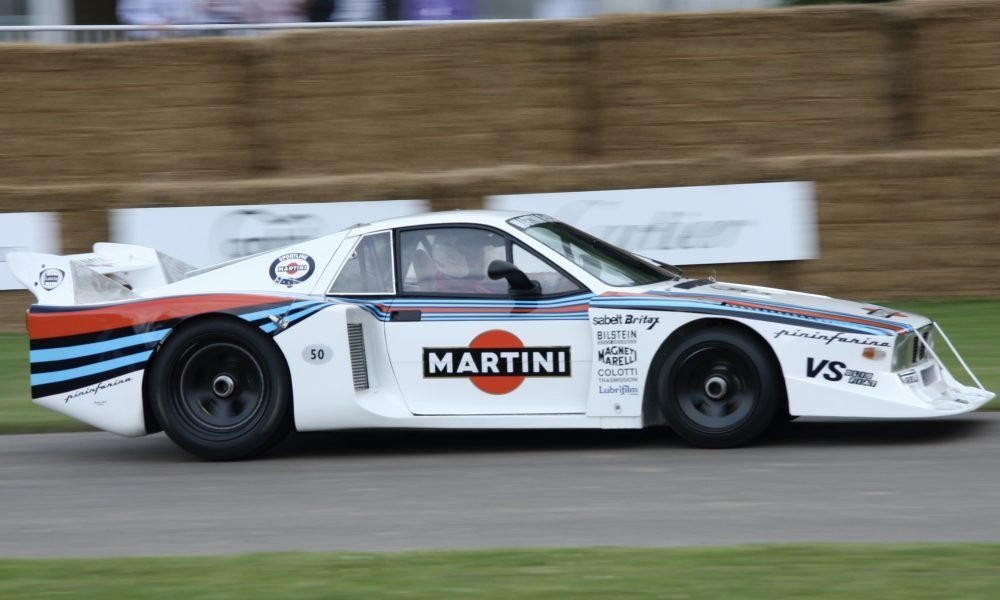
[431,230,486,279]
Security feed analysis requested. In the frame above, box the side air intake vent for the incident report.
[347,323,369,391]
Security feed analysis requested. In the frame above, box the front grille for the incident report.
[347,323,369,391]
[912,324,933,365]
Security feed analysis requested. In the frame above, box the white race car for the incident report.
[9,210,993,459]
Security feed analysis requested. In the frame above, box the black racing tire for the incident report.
[657,327,781,448]
[148,319,292,461]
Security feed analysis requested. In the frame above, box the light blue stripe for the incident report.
[647,291,915,333]
[260,303,332,333]
[239,301,322,323]
[421,314,588,321]
[591,299,891,336]
[30,329,169,363]
[30,350,153,386]
[391,295,593,308]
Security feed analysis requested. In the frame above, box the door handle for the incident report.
[389,309,422,322]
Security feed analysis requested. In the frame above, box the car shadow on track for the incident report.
[264,416,994,460]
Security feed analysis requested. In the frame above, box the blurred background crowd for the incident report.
[0,1,872,28]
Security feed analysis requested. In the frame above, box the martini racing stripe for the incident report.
[30,329,169,364]
[29,338,164,375]
[652,290,913,334]
[26,295,301,399]
[28,294,293,340]
[330,293,594,322]
[235,300,334,334]
[31,350,153,387]
[28,319,178,351]
[593,292,907,336]
[30,362,146,401]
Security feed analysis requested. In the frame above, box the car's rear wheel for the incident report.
[657,327,781,448]
[149,319,291,460]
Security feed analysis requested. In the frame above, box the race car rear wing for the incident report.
[7,243,194,306]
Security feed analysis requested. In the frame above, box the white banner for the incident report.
[111,200,429,268]
[0,213,61,290]
[488,182,817,265]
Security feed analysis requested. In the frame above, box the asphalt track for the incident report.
[2,414,999,558]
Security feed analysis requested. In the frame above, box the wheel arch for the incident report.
[641,317,787,427]
[141,312,292,435]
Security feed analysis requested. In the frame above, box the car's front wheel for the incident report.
[657,327,781,448]
[148,319,292,460]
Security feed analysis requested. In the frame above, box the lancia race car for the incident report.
[8,210,994,460]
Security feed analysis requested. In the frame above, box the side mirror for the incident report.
[487,260,538,293]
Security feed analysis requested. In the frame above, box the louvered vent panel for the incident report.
[347,323,369,391]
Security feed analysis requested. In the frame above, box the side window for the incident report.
[329,232,394,295]
[399,227,508,295]
[512,244,583,296]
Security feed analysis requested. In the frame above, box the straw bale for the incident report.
[0,39,259,183]
[908,0,1000,149]
[0,291,32,333]
[265,21,589,176]
[592,8,896,162]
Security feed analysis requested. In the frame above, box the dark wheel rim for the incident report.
[175,342,267,433]
[672,344,759,433]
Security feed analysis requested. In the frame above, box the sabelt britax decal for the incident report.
[269,253,315,287]
[592,314,659,330]
[423,330,570,395]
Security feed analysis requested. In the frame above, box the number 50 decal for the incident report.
[302,344,333,365]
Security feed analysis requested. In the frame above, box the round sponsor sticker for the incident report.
[39,268,65,291]
[269,253,315,287]
[302,344,332,365]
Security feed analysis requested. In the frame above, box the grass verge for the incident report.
[1,545,999,599]
[0,299,997,434]
[0,333,83,433]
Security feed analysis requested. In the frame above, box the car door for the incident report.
[384,224,594,415]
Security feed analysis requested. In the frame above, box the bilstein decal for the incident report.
[269,253,315,287]
[423,330,570,395]
[597,329,637,345]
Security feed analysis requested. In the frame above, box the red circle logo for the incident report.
[469,330,524,395]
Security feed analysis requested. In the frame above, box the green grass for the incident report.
[890,299,1000,394]
[0,333,84,433]
[1,299,997,434]
[1,545,999,599]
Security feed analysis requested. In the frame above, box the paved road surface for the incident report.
[2,415,998,557]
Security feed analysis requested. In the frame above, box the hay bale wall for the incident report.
[3,1,1000,331]
[0,39,259,184]
[0,4,908,183]
[592,8,897,161]
[909,0,1000,149]
[266,22,590,175]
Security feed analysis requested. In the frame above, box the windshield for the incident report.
[511,217,678,287]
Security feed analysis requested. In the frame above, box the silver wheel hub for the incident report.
[212,374,236,398]
[704,375,728,400]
